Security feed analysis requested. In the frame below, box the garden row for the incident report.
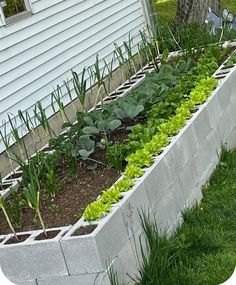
[1,42,236,284]
[0,44,235,240]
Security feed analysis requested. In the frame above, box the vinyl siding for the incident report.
[0,0,146,153]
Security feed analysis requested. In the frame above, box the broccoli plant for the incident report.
[82,112,121,136]
[112,97,144,122]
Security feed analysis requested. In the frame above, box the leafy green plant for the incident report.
[100,188,121,204]
[113,97,144,122]
[126,149,153,168]
[124,164,143,179]
[107,144,130,173]
[144,133,169,156]
[82,112,121,136]
[78,134,95,159]
[83,200,111,221]
[113,179,134,192]
[190,78,218,105]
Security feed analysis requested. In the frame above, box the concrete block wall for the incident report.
[1,62,236,285]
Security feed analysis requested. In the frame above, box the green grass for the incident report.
[135,149,236,285]
[155,0,236,25]
[222,0,236,13]
[155,0,177,25]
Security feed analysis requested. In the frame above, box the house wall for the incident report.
[0,0,146,153]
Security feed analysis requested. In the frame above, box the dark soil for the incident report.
[72,225,97,236]
[0,128,129,236]
[5,172,22,180]
[221,64,235,69]
[5,234,30,245]
[34,230,61,241]
[0,183,13,190]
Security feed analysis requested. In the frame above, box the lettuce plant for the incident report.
[100,188,121,204]
[143,133,169,156]
[113,179,134,192]
[190,78,217,105]
[83,200,111,221]
[126,149,153,168]
[124,164,143,179]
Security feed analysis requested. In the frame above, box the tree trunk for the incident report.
[175,0,220,26]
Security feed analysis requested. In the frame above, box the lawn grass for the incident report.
[136,149,236,285]
[155,0,236,25]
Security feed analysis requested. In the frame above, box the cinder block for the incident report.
[206,130,221,165]
[111,240,138,284]
[185,185,203,209]
[192,106,211,143]
[161,139,185,184]
[179,159,198,200]
[193,131,218,184]
[217,105,234,141]
[151,178,185,231]
[117,181,151,238]
[206,93,222,131]
[178,123,199,164]
[198,161,218,188]
[168,139,186,174]
[144,158,171,209]
[0,238,68,282]
[95,207,129,269]
[37,272,110,285]
[225,125,236,149]
[61,207,129,275]
[226,67,236,93]
[17,279,37,285]
[129,225,148,269]
[61,234,103,275]
[216,78,232,110]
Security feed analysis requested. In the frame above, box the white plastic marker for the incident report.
[220,267,236,285]
[0,266,16,285]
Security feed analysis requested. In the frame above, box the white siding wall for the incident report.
[0,0,146,153]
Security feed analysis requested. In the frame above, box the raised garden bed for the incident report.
[1,44,236,284]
